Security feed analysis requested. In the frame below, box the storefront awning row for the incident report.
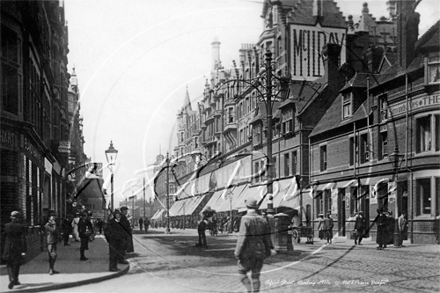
[151,209,165,220]
[169,192,210,217]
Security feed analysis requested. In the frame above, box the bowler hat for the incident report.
[114,209,121,215]
[318,213,324,217]
[120,206,128,210]
[10,211,19,218]
[245,198,258,209]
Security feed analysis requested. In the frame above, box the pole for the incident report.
[166,152,171,234]
[143,177,146,219]
[265,51,274,213]
[183,201,185,230]
[110,172,114,211]
[230,191,233,233]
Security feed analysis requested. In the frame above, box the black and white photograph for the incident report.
[1,0,440,292]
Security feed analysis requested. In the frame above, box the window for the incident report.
[180,132,184,142]
[253,124,262,145]
[379,94,388,122]
[379,131,388,160]
[272,157,277,178]
[316,191,323,215]
[292,151,297,175]
[436,178,440,217]
[416,178,431,216]
[427,52,440,84]
[282,108,293,134]
[417,116,431,152]
[342,93,352,119]
[320,145,327,171]
[349,136,358,166]
[228,108,234,123]
[324,190,331,214]
[360,134,369,163]
[284,153,290,176]
[194,137,199,149]
[254,161,260,183]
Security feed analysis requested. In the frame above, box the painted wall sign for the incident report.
[389,95,440,117]
[290,24,346,81]
[0,129,17,149]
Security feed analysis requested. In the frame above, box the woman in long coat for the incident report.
[375,210,388,250]
[71,213,80,241]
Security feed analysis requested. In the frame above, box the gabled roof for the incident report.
[286,0,346,28]
[415,20,440,52]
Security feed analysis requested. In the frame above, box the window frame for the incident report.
[342,92,353,119]
[320,145,327,171]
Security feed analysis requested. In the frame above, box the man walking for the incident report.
[2,211,27,289]
[45,215,60,275]
[138,217,143,232]
[235,198,273,293]
[323,212,334,244]
[78,212,93,260]
[354,211,367,245]
[62,214,72,246]
[398,212,408,247]
[119,207,131,262]
[105,210,127,271]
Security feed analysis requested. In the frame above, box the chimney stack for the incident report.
[211,37,221,71]
[321,43,342,85]
[397,0,420,68]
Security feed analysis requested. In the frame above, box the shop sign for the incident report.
[389,94,440,117]
[59,141,71,153]
[290,24,346,81]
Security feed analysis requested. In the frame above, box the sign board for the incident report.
[290,24,346,81]
[58,141,71,153]
[388,94,440,117]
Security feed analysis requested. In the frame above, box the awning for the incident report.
[203,190,224,212]
[185,194,208,215]
[75,178,105,199]
[151,209,165,220]
[259,179,292,209]
[169,200,184,216]
[235,184,267,210]
[216,184,248,212]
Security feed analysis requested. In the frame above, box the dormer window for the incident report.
[427,52,440,84]
[342,93,352,119]
[281,108,294,134]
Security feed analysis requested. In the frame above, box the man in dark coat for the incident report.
[197,216,209,247]
[62,215,72,246]
[2,211,27,289]
[375,210,388,250]
[144,217,150,232]
[78,212,94,260]
[138,217,144,232]
[323,212,334,244]
[119,207,132,261]
[45,215,60,275]
[354,211,367,245]
[235,198,273,293]
[105,210,127,271]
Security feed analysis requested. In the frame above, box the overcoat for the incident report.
[375,214,388,245]
[2,222,27,261]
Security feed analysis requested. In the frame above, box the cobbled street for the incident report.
[56,228,440,293]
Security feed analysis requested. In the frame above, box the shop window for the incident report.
[416,115,440,153]
[416,178,431,216]
[320,145,327,171]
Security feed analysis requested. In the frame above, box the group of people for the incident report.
[353,209,408,249]
[138,217,150,232]
[104,206,133,272]
[317,212,335,244]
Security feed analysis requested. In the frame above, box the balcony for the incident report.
[205,113,215,124]
[223,122,237,134]
[214,109,222,117]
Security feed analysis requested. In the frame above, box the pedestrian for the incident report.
[375,209,388,250]
[323,212,334,244]
[120,206,132,259]
[317,214,325,240]
[97,218,103,234]
[78,212,94,260]
[197,216,209,247]
[139,217,144,232]
[71,213,80,242]
[45,215,60,275]
[354,211,367,245]
[2,211,27,289]
[235,198,273,293]
[386,211,395,246]
[62,214,72,246]
[105,210,127,272]
[398,212,408,247]
[145,217,150,232]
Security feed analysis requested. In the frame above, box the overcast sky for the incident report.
[64,0,439,205]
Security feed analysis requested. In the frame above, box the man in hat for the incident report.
[2,211,27,289]
[78,211,94,260]
[354,211,367,245]
[105,210,127,271]
[323,212,334,244]
[235,198,273,293]
[45,214,60,274]
[119,207,131,261]
[317,214,325,240]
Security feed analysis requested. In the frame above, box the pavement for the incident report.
[0,235,129,293]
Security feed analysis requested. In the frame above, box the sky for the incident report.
[64,0,440,206]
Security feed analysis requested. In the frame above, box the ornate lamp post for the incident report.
[105,141,118,211]
[388,146,404,246]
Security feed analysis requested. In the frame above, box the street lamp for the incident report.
[388,146,404,246]
[105,141,118,211]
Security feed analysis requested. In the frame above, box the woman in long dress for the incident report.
[71,213,80,242]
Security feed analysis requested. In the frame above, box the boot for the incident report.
[252,277,261,293]
[240,275,252,293]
